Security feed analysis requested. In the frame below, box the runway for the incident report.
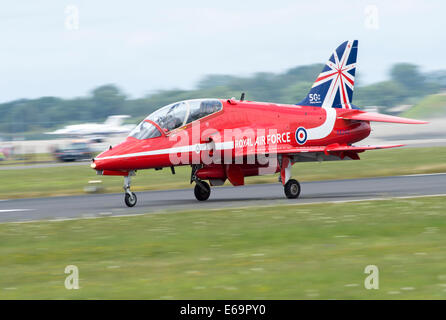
[0,161,89,170]
[0,173,445,223]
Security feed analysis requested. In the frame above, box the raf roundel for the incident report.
[295,127,308,145]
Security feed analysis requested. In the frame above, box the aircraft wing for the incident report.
[239,144,403,161]
[275,144,403,154]
[338,110,427,124]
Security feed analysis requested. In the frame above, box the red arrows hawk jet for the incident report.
[91,40,426,207]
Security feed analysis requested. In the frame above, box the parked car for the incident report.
[53,142,93,162]
[0,144,13,161]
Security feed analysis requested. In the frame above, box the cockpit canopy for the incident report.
[128,121,161,140]
[129,99,222,140]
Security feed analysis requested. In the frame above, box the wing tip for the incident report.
[385,144,405,149]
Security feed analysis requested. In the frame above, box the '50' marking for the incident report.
[309,93,321,103]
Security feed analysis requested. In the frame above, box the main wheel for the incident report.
[194,181,211,201]
[284,179,301,199]
[125,192,137,207]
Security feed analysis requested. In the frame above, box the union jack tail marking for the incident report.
[298,40,358,109]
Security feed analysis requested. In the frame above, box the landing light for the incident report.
[90,162,96,168]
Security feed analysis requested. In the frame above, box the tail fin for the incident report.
[298,40,358,109]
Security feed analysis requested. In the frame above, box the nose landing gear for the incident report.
[123,172,137,207]
[125,192,137,207]
[191,165,211,201]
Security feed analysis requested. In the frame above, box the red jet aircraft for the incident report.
[91,40,426,207]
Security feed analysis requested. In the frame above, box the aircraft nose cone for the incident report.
[92,150,121,171]
[90,138,135,171]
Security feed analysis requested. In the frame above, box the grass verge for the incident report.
[402,94,446,119]
[1,196,446,299]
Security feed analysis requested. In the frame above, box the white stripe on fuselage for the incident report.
[96,141,234,160]
[306,107,337,141]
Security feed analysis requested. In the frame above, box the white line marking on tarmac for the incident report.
[0,209,33,213]
[328,193,446,204]
[400,173,446,177]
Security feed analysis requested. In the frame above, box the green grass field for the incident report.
[1,146,445,199]
[0,153,56,166]
[402,94,446,118]
[1,196,446,299]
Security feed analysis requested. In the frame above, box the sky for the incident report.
[0,0,444,102]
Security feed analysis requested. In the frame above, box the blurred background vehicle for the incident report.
[0,143,13,161]
[53,141,93,162]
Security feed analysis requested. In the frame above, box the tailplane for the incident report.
[339,110,428,124]
[298,40,358,109]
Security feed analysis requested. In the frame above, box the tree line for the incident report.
[0,63,444,135]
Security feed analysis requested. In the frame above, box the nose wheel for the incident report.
[125,192,137,207]
[123,173,137,207]
[284,179,301,199]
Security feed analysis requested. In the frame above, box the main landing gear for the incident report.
[284,179,301,199]
[279,155,301,199]
[194,181,211,201]
[191,165,211,201]
[189,162,301,202]
[123,173,137,207]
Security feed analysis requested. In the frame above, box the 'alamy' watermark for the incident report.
[65,5,79,31]
[364,265,379,289]
[64,265,79,289]
[364,5,379,30]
